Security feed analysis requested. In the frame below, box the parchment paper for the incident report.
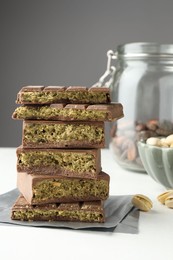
[0,189,139,233]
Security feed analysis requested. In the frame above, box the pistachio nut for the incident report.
[146,134,173,148]
[165,195,173,208]
[53,182,61,187]
[157,190,173,204]
[132,194,153,212]
[146,137,161,147]
[165,134,173,146]
[160,138,169,148]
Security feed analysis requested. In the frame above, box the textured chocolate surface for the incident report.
[11,195,105,223]
[16,85,111,104]
[17,171,110,205]
[12,103,124,121]
[16,146,101,178]
[22,120,105,148]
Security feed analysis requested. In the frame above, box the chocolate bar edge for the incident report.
[16,147,101,178]
[17,171,110,205]
[11,195,105,223]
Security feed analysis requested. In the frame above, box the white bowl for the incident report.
[138,141,173,188]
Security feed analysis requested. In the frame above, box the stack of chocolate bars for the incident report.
[11,85,123,223]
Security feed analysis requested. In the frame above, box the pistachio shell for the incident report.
[160,138,169,148]
[165,134,173,146]
[146,137,161,147]
[165,195,173,208]
[132,194,153,212]
[157,190,173,204]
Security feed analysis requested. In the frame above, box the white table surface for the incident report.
[0,148,172,260]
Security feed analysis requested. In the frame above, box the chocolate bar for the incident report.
[17,171,110,205]
[22,120,105,148]
[11,195,105,222]
[16,147,101,179]
[16,86,111,104]
[12,103,123,121]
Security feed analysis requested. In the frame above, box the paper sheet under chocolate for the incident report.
[0,189,139,233]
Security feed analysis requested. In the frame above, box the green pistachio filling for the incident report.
[21,91,108,103]
[12,210,103,222]
[18,151,96,173]
[64,109,106,120]
[14,106,107,120]
[33,179,108,202]
[24,123,104,144]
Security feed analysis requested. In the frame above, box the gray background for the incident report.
[1,0,173,147]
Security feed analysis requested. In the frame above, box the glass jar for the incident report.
[109,42,173,172]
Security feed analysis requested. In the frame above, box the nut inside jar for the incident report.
[110,119,173,172]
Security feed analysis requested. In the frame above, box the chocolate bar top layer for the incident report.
[17,171,110,205]
[12,103,123,122]
[16,147,101,178]
[11,195,105,223]
[22,120,105,148]
[16,86,111,104]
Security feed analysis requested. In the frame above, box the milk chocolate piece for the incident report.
[16,147,101,179]
[16,85,111,104]
[12,103,124,121]
[11,195,105,223]
[17,171,110,205]
[22,120,105,148]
